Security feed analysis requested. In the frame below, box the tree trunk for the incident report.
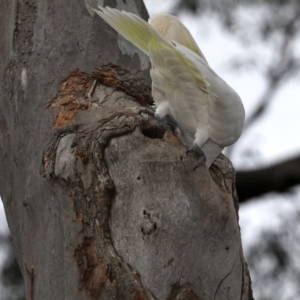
[0,0,254,299]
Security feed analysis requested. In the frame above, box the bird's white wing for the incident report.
[93,7,208,91]
[94,7,221,148]
[149,42,210,148]
[173,42,245,148]
[149,13,207,62]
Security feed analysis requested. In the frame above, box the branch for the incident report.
[236,155,300,202]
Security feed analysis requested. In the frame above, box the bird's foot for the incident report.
[193,156,206,170]
[139,108,155,118]
[157,115,177,132]
[186,144,206,170]
[139,109,177,132]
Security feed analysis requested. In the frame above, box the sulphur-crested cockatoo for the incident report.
[94,7,245,169]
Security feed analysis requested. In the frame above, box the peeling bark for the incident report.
[0,0,254,299]
[42,76,159,299]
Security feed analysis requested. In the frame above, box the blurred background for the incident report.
[1,0,300,299]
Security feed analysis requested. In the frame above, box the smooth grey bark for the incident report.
[0,0,253,299]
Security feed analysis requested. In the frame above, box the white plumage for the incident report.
[94,7,245,168]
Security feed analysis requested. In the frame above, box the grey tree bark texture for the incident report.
[0,0,254,299]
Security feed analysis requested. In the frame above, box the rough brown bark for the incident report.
[0,0,254,299]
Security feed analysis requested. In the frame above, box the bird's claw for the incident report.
[186,147,194,155]
[139,108,155,117]
[186,143,206,170]
[193,156,206,170]
[158,115,177,132]
[139,109,177,132]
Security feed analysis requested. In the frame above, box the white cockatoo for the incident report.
[94,7,245,168]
